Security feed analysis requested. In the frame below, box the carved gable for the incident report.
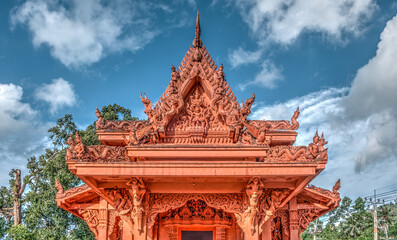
[95,11,301,148]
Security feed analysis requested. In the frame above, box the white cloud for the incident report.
[236,0,377,44]
[229,47,262,68]
[251,13,397,197]
[345,14,397,118]
[10,0,159,67]
[238,60,283,90]
[251,87,397,198]
[35,78,76,113]
[0,84,50,186]
[343,14,397,171]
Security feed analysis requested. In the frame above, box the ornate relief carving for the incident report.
[298,208,321,236]
[274,210,290,239]
[147,193,247,230]
[108,210,124,238]
[272,216,283,240]
[56,183,90,199]
[265,131,328,162]
[95,108,137,131]
[162,200,232,227]
[245,178,265,235]
[307,179,341,208]
[127,178,147,231]
[79,209,99,236]
[66,133,129,162]
[106,188,134,232]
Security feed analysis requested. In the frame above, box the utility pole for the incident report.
[365,190,382,240]
[313,218,318,240]
[374,190,378,240]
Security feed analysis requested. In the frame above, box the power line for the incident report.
[365,189,397,199]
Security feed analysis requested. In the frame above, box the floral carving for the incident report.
[298,208,321,236]
[79,209,99,236]
[66,133,129,162]
[147,193,247,230]
[56,184,90,199]
[162,200,232,226]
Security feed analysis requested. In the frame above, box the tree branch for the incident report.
[0,208,13,216]
[19,150,61,195]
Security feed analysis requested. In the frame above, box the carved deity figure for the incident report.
[308,131,320,158]
[55,179,64,197]
[210,64,231,125]
[318,133,328,160]
[66,135,75,160]
[170,65,180,87]
[127,178,146,231]
[245,178,264,235]
[95,107,104,129]
[74,132,86,159]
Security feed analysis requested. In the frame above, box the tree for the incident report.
[0,104,137,239]
[379,205,392,239]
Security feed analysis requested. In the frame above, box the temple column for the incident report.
[289,197,299,240]
[215,226,226,240]
[97,198,109,240]
[261,219,272,240]
[122,225,133,240]
[168,226,178,240]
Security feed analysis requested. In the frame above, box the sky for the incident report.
[0,0,397,200]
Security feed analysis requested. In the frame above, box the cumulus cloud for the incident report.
[229,47,262,68]
[251,87,397,197]
[10,0,159,67]
[250,13,397,196]
[238,60,283,90]
[0,84,50,186]
[345,15,397,118]
[35,78,76,114]
[236,0,377,44]
[343,14,397,171]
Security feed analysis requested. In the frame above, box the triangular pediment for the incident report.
[137,12,256,144]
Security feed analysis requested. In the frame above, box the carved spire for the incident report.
[192,10,202,48]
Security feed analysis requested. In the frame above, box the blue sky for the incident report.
[1,0,397,199]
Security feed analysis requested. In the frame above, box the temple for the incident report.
[56,12,340,240]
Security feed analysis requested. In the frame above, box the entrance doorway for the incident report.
[181,231,213,240]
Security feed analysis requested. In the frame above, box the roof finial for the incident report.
[193,10,202,48]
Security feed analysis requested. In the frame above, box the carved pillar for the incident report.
[97,209,108,240]
[169,226,178,240]
[216,226,226,240]
[289,197,299,240]
[261,219,271,240]
[122,223,133,240]
[97,198,109,240]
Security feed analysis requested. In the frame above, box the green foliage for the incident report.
[302,197,396,240]
[100,104,137,121]
[48,114,77,148]
[0,104,136,239]
[7,224,35,240]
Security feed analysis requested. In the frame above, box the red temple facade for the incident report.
[56,12,340,240]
